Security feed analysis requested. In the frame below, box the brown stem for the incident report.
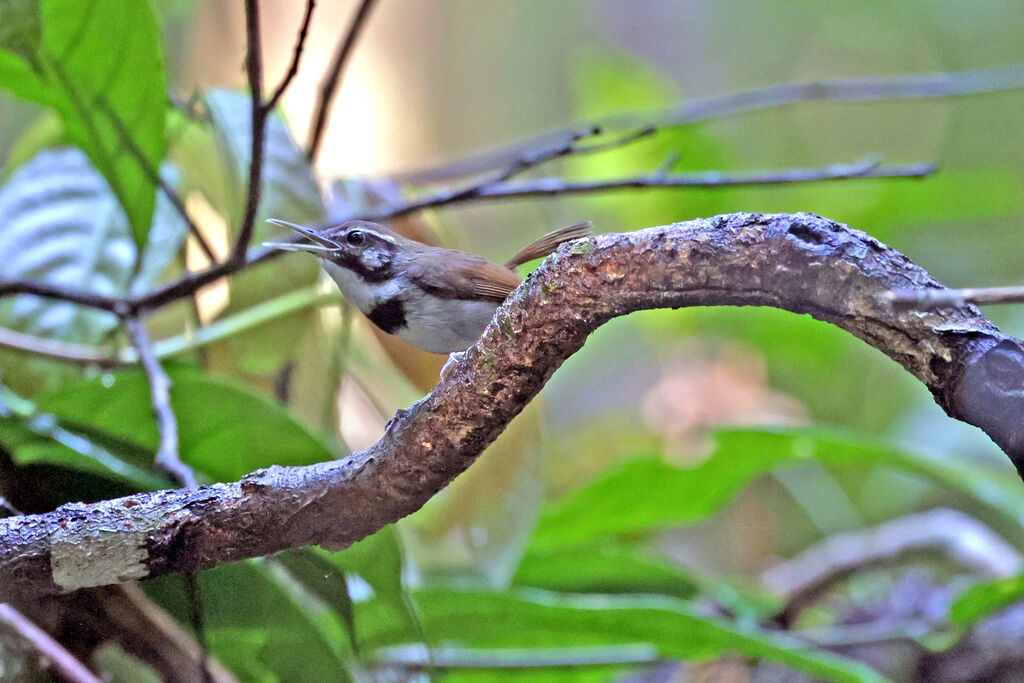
[233,0,267,261]
[265,0,317,112]
[3,213,1023,601]
[306,0,380,163]
[0,603,102,683]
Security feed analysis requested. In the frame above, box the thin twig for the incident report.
[395,64,1024,184]
[0,496,22,516]
[124,317,196,489]
[376,644,661,671]
[0,157,934,317]
[234,0,268,261]
[307,0,380,163]
[885,284,1024,309]
[0,603,103,683]
[265,0,317,111]
[369,158,935,221]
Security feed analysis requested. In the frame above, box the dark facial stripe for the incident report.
[367,298,407,334]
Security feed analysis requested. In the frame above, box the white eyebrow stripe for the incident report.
[356,228,398,245]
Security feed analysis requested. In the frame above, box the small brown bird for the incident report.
[264,219,591,355]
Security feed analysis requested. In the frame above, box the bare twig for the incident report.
[233,0,268,261]
[0,326,113,364]
[6,213,1024,599]
[361,157,934,222]
[0,157,936,317]
[0,603,102,683]
[396,64,1024,184]
[307,0,380,163]
[265,0,317,111]
[124,317,196,489]
[886,284,1024,309]
[763,508,1024,626]
[376,644,661,671]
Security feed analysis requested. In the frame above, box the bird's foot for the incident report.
[385,406,411,432]
[440,351,467,379]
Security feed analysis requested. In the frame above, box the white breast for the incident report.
[398,296,499,354]
[320,260,401,313]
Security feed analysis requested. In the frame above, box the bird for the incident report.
[263,218,591,359]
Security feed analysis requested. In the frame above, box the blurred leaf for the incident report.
[950,574,1024,628]
[359,588,885,683]
[0,147,129,343]
[0,378,165,490]
[35,366,333,482]
[0,0,167,248]
[0,148,187,344]
[202,89,324,377]
[0,0,41,62]
[278,550,359,655]
[146,560,355,682]
[570,51,734,227]
[515,544,700,599]
[531,428,1024,553]
[2,109,64,181]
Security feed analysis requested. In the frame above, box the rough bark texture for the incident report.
[2,212,1023,601]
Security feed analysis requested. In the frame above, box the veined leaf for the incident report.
[0,148,187,344]
[0,0,168,249]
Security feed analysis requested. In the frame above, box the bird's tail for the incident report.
[504,221,593,269]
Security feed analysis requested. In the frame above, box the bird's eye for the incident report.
[346,230,365,246]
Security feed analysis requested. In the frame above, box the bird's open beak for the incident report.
[262,218,340,253]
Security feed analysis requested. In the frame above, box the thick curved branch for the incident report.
[2,212,1023,601]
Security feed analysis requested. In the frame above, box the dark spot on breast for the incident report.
[788,222,825,245]
[367,298,407,334]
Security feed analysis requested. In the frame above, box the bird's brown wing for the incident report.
[407,251,522,302]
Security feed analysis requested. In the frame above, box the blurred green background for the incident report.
[1,1,1024,681]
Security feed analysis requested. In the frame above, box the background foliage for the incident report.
[1,1,1023,681]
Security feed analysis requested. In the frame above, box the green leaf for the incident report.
[359,588,886,683]
[0,148,187,344]
[0,0,41,69]
[0,0,168,249]
[35,366,334,482]
[950,574,1024,628]
[145,560,355,682]
[531,428,1024,552]
[515,544,699,600]
[0,380,166,489]
[202,89,324,376]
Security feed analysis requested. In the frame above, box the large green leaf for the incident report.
[530,428,1024,553]
[358,588,886,683]
[0,0,168,249]
[35,366,334,482]
[0,380,166,489]
[0,148,187,344]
